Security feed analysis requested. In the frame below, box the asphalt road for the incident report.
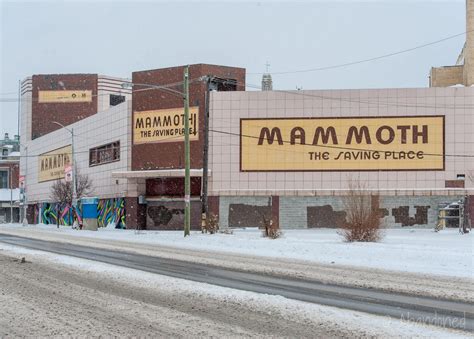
[1,233,472,332]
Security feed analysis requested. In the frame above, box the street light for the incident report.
[19,143,28,225]
[9,163,19,223]
[52,121,77,224]
[122,66,193,236]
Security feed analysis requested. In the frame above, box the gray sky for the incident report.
[0,0,465,136]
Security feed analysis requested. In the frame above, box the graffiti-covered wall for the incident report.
[35,198,126,228]
[97,198,126,228]
[36,203,82,226]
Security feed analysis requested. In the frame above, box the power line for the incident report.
[11,126,474,159]
[247,31,470,75]
[0,78,203,103]
[211,78,474,109]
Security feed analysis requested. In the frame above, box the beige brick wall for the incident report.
[21,101,132,203]
[209,87,474,197]
[430,66,464,87]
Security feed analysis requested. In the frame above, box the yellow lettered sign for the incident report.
[38,90,92,103]
[38,145,72,182]
[133,107,199,144]
[240,116,444,171]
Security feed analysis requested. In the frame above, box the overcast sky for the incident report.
[0,0,465,136]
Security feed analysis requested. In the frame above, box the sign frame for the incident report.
[38,90,93,103]
[239,115,445,172]
[38,145,72,182]
[133,106,200,145]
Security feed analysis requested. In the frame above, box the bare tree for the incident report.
[50,173,93,206]
[50,171,93,226]
[338,179,384,242]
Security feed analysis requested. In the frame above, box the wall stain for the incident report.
[391,205,430,226]
[228,204,271,227]
[147,206,184,228]
[307,205,347,228]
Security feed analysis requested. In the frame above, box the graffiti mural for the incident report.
[33,199,125,228]
[37,202,82,226]
[97,198,126,229]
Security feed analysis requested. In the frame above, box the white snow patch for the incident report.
[1,223,473,278]
[0,243,469,338]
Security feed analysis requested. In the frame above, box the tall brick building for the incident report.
[18,2,473,230]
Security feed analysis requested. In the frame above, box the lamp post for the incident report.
[18,143,28,225]
[122,65,192,236]
[52,121,77,222]
[9,165,14,223]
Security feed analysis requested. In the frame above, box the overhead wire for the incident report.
[0,77,203,104]
[13,124,474,159]
[247,30,471,75]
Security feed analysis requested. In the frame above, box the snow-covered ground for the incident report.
[1,223,472,279]
[0,243,470,338]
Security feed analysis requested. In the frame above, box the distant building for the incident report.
[430,0,473,86]
[261,73,273,91]
[0,133,20,223]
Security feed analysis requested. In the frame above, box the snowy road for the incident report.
[0,249,471,338]
[0,225,472,303]
[0,252,347,338]
[1,233,472,335]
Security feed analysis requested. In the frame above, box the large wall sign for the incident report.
[38,145,72,182]
[38,90,92,103]
[240,116,444,171]
[133,107,199,144]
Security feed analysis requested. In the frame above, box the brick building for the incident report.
[18,2,473,230]
[207,87,473,229]
[0,133,20,223]
[20,65,245,228]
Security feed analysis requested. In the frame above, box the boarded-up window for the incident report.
[89,141,120,166]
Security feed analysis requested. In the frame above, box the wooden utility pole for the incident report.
[183,65,191,236]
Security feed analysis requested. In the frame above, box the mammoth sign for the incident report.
[240,116,444,171]
[38,145,72,182]
[133,107,199,144]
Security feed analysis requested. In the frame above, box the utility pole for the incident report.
[202,76,212,219]
[22,146,28,226]
[10,168,13,223]
[183,65,191,237]
[17,80,20,137]
[71,127,77,222]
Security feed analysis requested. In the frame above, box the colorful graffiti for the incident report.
[34,198,125,228]
[37,202,82,226]
[97,198,126,229]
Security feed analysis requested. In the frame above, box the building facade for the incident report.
[0,133,20,223]
[207,88,473,228]
[20,65,245,228]
[18,2,474,229]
